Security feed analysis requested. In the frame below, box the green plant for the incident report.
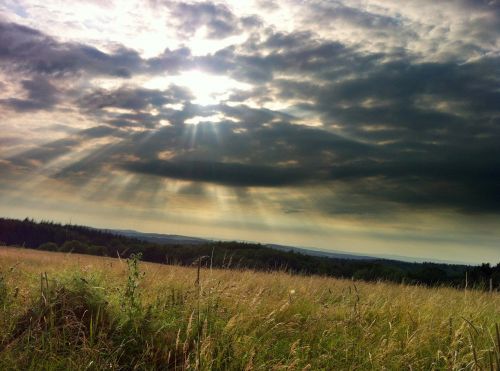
[121,253,145,318]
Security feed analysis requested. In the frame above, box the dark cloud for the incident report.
[80,87,170,111]
[323,155,500,213]
[308,2,402,31]
[0,76,59,111]
[122,159,309,187]
[240,15,263,29]
[260,30,315,51]
[79,125,119,139]
[0,21,143,77]
[196,32,382,83]
[106,113,163,129]
[147,47,193,73]
[163,1,258,39]
[316,59,500,114]
[0,19,196,79]
[106,113,162,129]
[77,85,194,128]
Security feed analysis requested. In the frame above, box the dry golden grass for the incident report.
[0,246,499,370]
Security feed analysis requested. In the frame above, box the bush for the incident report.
[59,240,88,253]
[37,242,58,251]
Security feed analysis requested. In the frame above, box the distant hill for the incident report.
[108,229,469,265]
[265,243,377,260]
[109,229,209,245]
[107,229,378,260]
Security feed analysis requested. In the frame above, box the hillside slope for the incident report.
[0,247,499,370]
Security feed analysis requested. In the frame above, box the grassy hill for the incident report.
[0,247,499,370]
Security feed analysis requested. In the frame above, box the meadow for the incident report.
[0,246,499,370]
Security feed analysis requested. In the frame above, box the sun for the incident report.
[171,70,249,106]
[143,70,249,107]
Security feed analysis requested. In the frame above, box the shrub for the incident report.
[59,240,87,253]
[37,242,58,251]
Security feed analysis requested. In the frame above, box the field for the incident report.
[0,247,499,370]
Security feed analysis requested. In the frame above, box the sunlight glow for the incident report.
[171,71,250,106]
[143,72,250,107]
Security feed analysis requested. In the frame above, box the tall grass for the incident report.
[0,246,499,370]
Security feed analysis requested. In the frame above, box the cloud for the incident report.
[76,84,194,128]
[80,87,172,111]
[122,159,309,187]
[162,1,260,39]
[195,30,382,84]
[309,2,402,31]
[0,76,59,111]
[7,138,80,169]
[79,125,119,139]
[0,20,143,77]
[281,0,499,62]
[146,47,193,73]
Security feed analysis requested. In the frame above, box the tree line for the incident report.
[0,217,498,290]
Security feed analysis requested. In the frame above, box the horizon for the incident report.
[0,215,485,266]
[1,0,499,265]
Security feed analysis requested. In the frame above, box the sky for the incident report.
[0,0,499,264]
